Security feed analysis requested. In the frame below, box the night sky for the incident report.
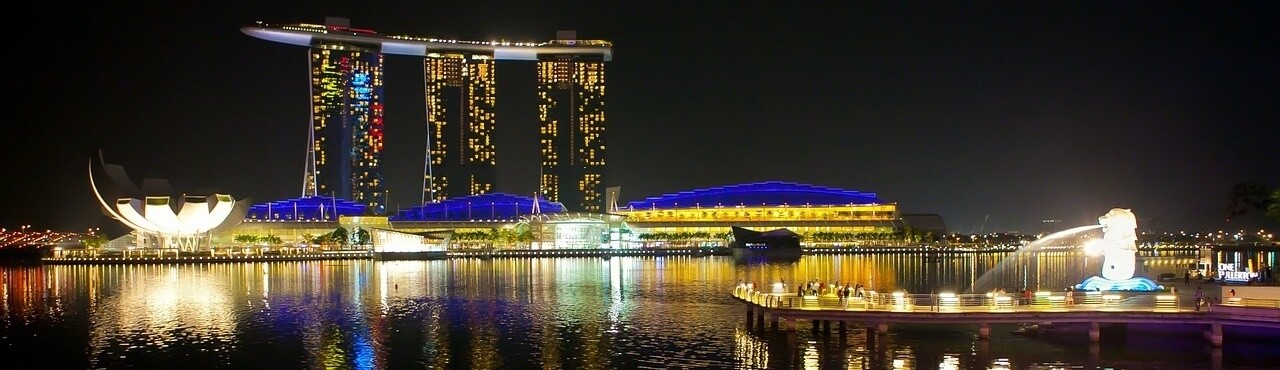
[10,1,1279,237]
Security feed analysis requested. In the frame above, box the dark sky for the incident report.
[9,1,1279,236]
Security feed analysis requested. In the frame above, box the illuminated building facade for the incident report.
[538,31,608,212]
[219,182,909,250]
[423,53,497,202]
[245,196,366,221]
[89,152,250,252]
[617,181,902,245]
[308,42,386,215]
[244,20,612,212]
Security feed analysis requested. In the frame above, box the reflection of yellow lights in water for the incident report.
[731,327,768,369]
[262,264,270,300]
[90,266,236,357]
[803,341,820,370]
[377,261,431,310]
[939,354,960,370]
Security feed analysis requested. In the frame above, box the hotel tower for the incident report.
[244,19,611,212]
[538,31,608,212]
[422,53,497,203]
[306,36,386,215]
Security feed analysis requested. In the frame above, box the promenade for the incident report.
[36,247,724,264]
[732,284,1280,346]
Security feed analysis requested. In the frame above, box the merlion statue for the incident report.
[1097,208,1138,281]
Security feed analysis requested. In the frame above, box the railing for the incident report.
[732,285,1188,312]
[1219,297,1280,309]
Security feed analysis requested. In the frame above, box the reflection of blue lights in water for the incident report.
[13,253,1274,370]
[351,329,374,370]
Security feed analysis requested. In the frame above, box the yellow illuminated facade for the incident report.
[617,204,900,239]
[423,53,497,203]
[538,51,607,212]
[615,182,904,245]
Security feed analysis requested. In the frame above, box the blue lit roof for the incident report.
[390,193,565,222]
[246,196,366,221]
[626,181,884,210]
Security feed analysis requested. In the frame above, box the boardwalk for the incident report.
[732,285,1280,346]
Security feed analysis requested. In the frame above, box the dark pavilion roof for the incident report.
[391,193,565,222]
[625,181,884,210]
[246,196,366,221]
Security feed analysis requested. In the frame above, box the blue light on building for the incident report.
[391,193,565,222]
[246,196,367,221]
[626,181,883,210]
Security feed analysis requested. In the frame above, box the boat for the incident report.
[729,226,802,261]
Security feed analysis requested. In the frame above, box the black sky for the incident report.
[9,1,1279,237]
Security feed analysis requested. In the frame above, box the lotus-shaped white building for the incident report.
[89,151,249,252]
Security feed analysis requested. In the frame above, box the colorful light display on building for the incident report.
[308,43,386,215]
[245,20,612,211]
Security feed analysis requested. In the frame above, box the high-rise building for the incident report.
[244,21,610,213]
[307,42,386,215]
[538,31,607,212]
[422,53,497,203]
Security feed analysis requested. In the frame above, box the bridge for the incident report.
[732,285,1280,346]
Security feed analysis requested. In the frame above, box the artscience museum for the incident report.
[89,152,249,253]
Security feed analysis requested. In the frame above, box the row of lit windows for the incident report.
[308,46,386,212]
[578,173,603,212]
[617,205,898,222]
[540,174,559,203]
[424,175,449,203]
[470,174,492,196]
[636,225,892,235]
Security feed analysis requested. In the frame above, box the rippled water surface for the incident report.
[2,253,1276,369]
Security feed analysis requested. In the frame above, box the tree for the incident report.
[351,228,370,246]
[234,234,259,245]
[1269,189,1280,223]
[1227,183,1279,223]
[82,234,109,250]
[330,227,349,246]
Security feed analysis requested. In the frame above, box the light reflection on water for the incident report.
[0,252,1274,369]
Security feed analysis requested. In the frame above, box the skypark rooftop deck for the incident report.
[243,21,613,61]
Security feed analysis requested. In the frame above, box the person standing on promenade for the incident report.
[1194,287,1204,311]
[1185,271,1191,285]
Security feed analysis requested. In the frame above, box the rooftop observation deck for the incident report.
[242,21,612,61]
[732,285,1280,346]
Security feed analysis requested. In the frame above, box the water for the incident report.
[2,254,1275,369]
[970,225,1103,293]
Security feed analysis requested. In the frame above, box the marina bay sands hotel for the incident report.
[242,18,612,214]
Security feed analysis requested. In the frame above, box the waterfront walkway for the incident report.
[38,247,719,264]
[731,285,1280,346]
